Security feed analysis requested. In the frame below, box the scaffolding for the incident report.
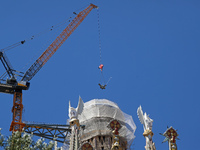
[78,99,136,149]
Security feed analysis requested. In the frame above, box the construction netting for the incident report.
[78,99,136,148]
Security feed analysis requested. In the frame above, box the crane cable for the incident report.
[97,9,105,84]
[0,14,77,72]
[0,14,76,53]
[0,41,25,52]
[97,9,102,65]
[97,9,112,89]
[21,21,69,71]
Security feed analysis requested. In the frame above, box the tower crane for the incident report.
[0,4,98,132]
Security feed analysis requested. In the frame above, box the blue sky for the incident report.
[0,0,200,149]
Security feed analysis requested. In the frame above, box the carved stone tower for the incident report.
[161,127,178,150]
[74,99,136,150]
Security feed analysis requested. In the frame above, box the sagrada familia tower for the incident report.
[64,97,178,150]
[23,96,178,150]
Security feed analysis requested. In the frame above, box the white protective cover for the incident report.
[78,99,136,147]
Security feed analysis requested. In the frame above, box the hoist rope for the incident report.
[99,71,106,84]
[97,9,110,87]
[96,9,112,89]
[97,9,102,64]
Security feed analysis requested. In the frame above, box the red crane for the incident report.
[0,4,98,132]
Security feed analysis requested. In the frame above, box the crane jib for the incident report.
[21,4,98,82]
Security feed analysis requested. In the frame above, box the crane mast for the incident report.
[3,3,98,132]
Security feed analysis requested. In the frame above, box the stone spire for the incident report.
[137,106,156,150]
[68,96,84,150]
[161,126,178,150]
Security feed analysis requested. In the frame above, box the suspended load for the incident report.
[98,83,106,89]
[98,64,104,71]
[98,64,112,90]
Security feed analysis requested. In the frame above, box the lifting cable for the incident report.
[97,9,112,90]
[97,9,102,64]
